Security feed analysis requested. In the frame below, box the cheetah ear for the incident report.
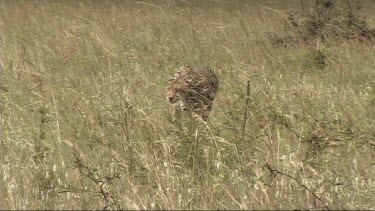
[178,65,192,72]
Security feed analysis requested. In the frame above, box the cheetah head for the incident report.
[166,78,191,104]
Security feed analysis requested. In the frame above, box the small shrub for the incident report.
[274,0,374,45]
[305,48,331,70]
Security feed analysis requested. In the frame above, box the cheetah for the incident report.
[166,65,219,121]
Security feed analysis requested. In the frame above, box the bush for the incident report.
[272,0,375,46]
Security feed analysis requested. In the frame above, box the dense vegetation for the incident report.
[1,0,375,209]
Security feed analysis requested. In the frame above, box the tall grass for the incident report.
[1,0,375,209]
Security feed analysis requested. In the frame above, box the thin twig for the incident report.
[242,80,251,141]
[345,0,353,17]
[265,163,330,210]
[73,152,121,210]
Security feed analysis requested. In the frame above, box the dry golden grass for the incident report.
[1,0,375,209]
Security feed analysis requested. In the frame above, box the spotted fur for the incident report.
[166,65,219,121]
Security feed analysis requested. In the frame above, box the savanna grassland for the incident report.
[1,0,375,209]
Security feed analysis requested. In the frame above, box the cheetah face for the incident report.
[166,79,190,104]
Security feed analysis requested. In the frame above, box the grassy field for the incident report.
[1,0,375,209]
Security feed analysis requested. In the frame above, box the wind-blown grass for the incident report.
[1,0,375,209]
